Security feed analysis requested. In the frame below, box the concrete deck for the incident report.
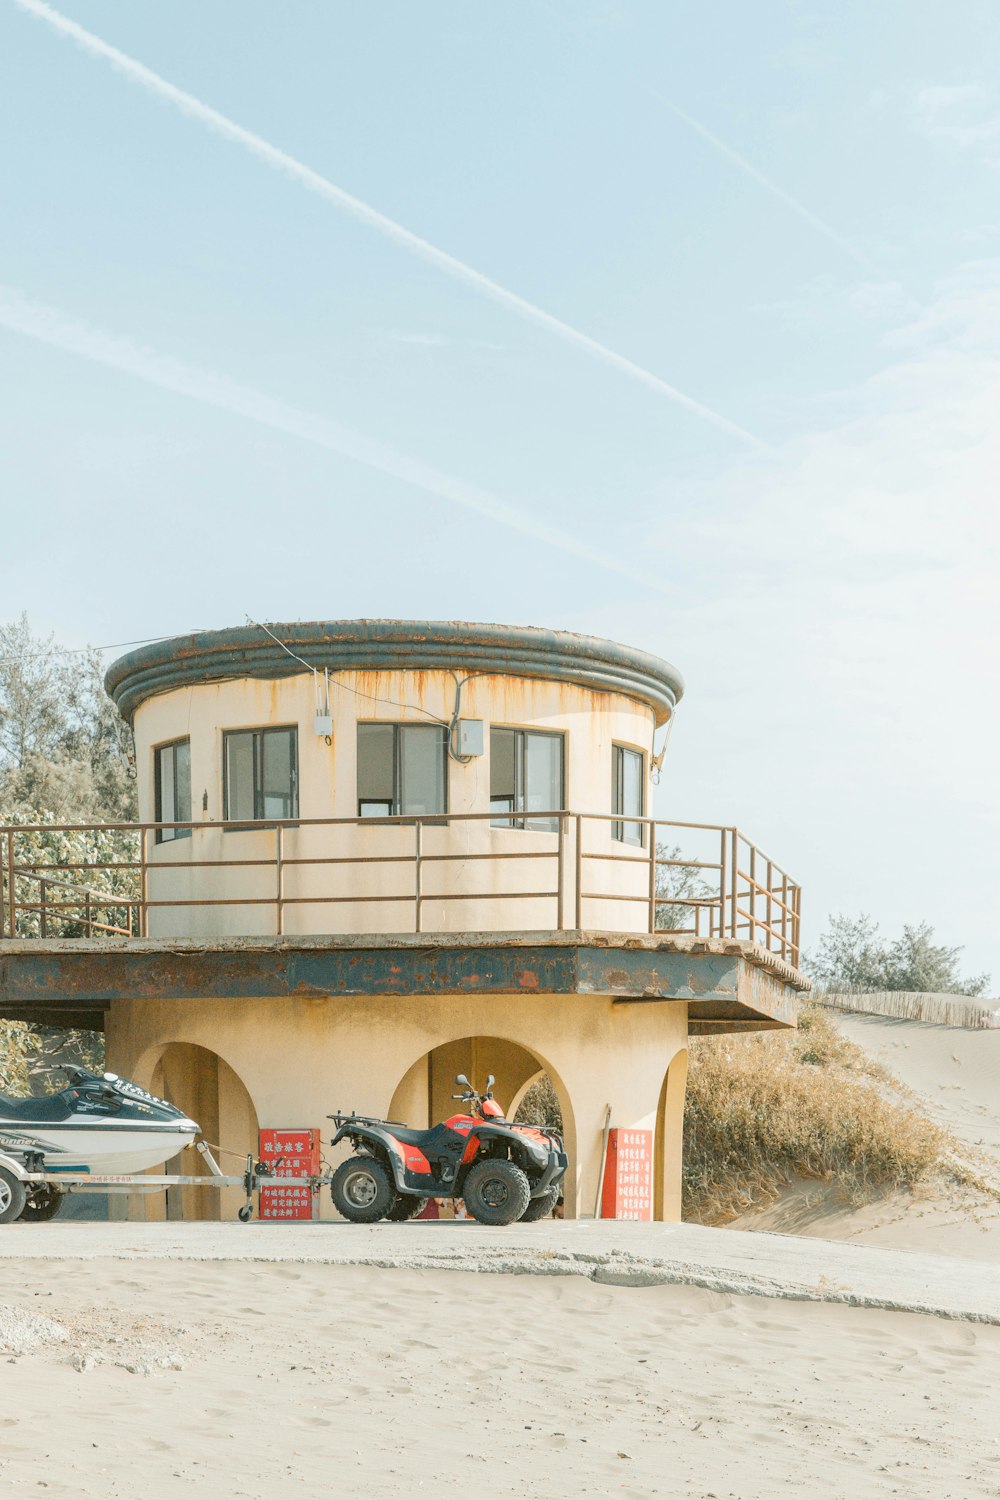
[1,1219,996,1325]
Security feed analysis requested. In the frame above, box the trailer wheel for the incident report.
[331,1157,395,1223]
[0,1167,27,1225]
[18,1186,63,1223]
[238,1204,254,1223]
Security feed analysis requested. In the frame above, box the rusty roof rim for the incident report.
[105,620,684,724]
[0,929,808,989]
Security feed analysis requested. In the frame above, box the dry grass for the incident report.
[682,1004,948,1224]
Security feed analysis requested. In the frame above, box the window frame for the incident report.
[489,726,566,832]
[611,742,646,846]
[222,725,299,825]
[153,737,192,844]
[356,721,449,820]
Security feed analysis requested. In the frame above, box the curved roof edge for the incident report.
[106,620,685,725]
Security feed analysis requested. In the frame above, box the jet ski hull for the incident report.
[0,1121,200,1175]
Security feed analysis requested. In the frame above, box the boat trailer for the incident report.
[0,1140,328,1224]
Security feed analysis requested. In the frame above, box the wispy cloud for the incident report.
[0,283,666,589]
[874,80,1000,151]
[12,0,764,450]
[652,91,873,269]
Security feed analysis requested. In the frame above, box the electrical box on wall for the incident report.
[457,719,484,757]
[314,714,333,737]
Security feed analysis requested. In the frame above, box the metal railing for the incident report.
[0,813,801,965]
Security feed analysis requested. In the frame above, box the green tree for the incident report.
[806,914,990,997]
[654,842,714,931]
[0,614,136,821]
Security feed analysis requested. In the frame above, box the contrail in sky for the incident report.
[11,0,765,450]
[0,284,665,590]
[652,91,873,269]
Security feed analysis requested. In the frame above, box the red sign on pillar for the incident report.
[600,1128,654,1221]
[259,1128,320,1221]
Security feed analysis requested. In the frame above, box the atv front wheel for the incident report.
[519,1188,560,1222]
[18,1186,63,1223]
[385,1194,428,1222]
[462,1159,531,1227]
[0,1166,27,1225]
[331,1157,395,1223]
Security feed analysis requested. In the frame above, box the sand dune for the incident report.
[1,1255,999,1500]
[732,1011,1000,1261]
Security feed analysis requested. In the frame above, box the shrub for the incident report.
[682,1003,945,1223]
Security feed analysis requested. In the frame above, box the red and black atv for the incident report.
[328,1073,567,1226]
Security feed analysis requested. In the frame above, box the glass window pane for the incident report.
[156,745,175,840]
[400,726,446,815]
[225,732,256,821]
[622,747,643,846]
[490,729,517,827]
[524,732,562,832]
[357,725,395,807]
[262,728,296,819]
[490,729,516,801]
[359,801,393,818]
[175,741,192,832]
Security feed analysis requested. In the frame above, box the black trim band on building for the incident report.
[106,620,685,725]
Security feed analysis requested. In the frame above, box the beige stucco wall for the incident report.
[105,991,688,1223]
[133,669,657,938]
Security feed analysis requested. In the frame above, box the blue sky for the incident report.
[1,1,998,982]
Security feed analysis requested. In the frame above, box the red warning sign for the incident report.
[259,1128,320,1221]
[600,1128,653,1221]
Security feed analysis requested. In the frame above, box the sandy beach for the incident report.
[2,1251,1000,1500]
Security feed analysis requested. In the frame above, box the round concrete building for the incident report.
[90,619,804,1222]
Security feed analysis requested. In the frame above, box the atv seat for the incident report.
[387,1123,464,1155]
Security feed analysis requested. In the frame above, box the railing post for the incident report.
[647,820,657,933]
[414,820,423,934]
[556,813,566,931]
[39,878,47,939]
[84,890,92,937]
[6,830,15,939]
[766,858,774,953]
[716,828,726,940]
[574,815,583,931]
[781,872,789,961]
[729,828,738,941]
[749,845,756,948]
[275,825,285,936]
[139,827,149,938]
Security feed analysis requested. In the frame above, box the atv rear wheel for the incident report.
[0,1167,27,1225]
[385,1194,428,1222]
[331,1157,395,1223]
[519,1187,560,1222]
[462,1159,531,1226]
[18,1186,63,1223]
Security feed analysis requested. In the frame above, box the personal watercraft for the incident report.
[0,1068,200,1176]
[329,1072,567,1226]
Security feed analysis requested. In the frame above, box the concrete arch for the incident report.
[144,1042,259,1223]
[654,1047,688,1222]
[387,1034,577,1216]
[507,1068,546,1120]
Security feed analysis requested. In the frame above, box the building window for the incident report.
[154,739,191,843]
[357,723,448,817]
[223,727,298,821]
[612,744,645,846]
[490,727,564,832]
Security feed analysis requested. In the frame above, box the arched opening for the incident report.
[654,1047,688,1222]
[387,1036,576,1217]
[148,1043,259,1222]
